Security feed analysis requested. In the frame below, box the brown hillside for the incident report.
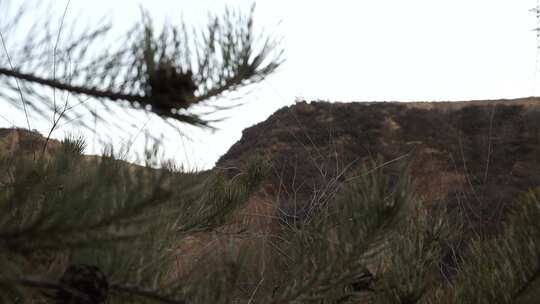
[4,98,540,301]
[217,97,540,235]
[0,128,62,157]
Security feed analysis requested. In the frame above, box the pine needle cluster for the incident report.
[1,1,540,303]
[0,136,268,303]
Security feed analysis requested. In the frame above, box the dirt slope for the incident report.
[4,98,540,298]
[217,97,540,234]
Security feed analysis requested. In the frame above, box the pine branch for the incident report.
[0,2,283,128]
[434,187,540,304]
[0,141,269,302]
[0,67,150,105]
[269,159,416,303]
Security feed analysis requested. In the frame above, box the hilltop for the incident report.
[3,97,540,302]
[4,97,539,235]
[217,97,540,235]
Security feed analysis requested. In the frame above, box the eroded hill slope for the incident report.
[217,97,540,234]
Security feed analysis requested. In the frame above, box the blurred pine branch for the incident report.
[1,1,540,303]
[0,2,284,128]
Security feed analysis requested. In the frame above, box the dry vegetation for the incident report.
[3,97,540,303]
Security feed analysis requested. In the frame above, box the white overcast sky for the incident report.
[1,0,539,169]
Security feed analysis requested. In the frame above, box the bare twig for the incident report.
[0,32,31,130]
[52,0,72,124]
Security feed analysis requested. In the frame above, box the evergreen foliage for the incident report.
[0,1,283,128]
[2,140,540,303]
[0,135,269,303]
[431,188,540,304]
[1,1,540,303]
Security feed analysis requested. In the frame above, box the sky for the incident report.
[1,0,539,169]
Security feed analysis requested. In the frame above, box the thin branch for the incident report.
[52,0,72,124]
[0,66,152,104]
[0,32,31,130]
